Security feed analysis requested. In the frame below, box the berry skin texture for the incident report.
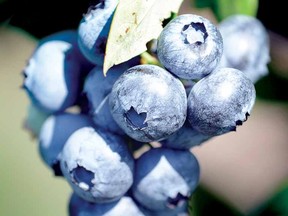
[109,64,187,142]
[187,67,256,136]
[69,193,145,216]
[22,30,86,114]
[77,0,118,65]
[132,147,200,212]
[60,127,134,203]
[218,14,270,84]
[38,113,94,176]
[157,14,223,80]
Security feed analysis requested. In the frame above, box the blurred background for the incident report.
[0,0,287,215]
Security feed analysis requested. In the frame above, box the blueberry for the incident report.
[22,30,88,114]
[218,14,270,83]
[132,147,200,212]
[187,67,256,136]
[69,193,145,216]
[77,0,119,65]
[157,14,223,80]
[160,119,212,150]
[83,58,139,135]
[60,127,134,203]
[109,64,187,142]
[38,112,94,176]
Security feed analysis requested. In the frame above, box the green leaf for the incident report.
[103,0,184,75]
[248,184,288,215]
[215,0,259,21]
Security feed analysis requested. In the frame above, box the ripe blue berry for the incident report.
[60,127,134,203]
[22,30,88,114]
[132,147,200,212]
[38,112,94,176]
[157,14,223,80]
[187,67,256,136]
[218,14,270,83]
[77,0,118,65]
[109,64,187,142]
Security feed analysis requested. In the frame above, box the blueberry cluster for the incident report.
[21,1,262,215]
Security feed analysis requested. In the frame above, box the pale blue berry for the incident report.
[109,64,187,142]
[157,14,223,80]
[187,67,256,136]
